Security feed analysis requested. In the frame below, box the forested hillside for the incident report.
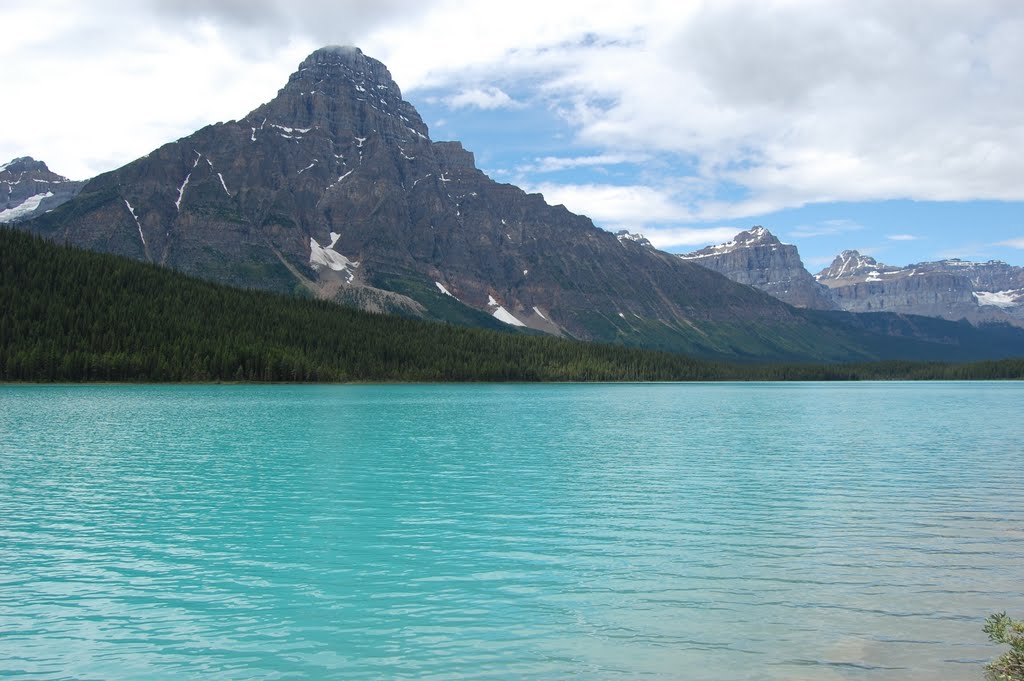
[0,228,721,382]
[2,229,1022,382]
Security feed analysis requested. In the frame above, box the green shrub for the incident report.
[985,613,1024,681]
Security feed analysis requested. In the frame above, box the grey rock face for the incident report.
[680,226,836,309]
[0,157,84,222]
[817,252,1024,325]
[681,233,1024,327]
[915,259,1024,294]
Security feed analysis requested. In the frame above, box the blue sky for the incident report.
[2,0,1023,270]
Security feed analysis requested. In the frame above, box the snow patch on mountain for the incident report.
[175,174,190,211]
[0,191,53,222]
[486,294,525,326]
[124,200,145,246]
[975,290,1024,308]
[309,236,359,282]
[492,306,526,327]
[271,124,312,134]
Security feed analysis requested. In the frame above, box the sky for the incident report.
[2,0,1023,270]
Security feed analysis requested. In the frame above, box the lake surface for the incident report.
[1,383,1022,680]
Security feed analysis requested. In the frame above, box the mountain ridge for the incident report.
[680,227,1024,326]
[17,46,1024,362]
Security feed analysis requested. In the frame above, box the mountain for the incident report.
[18,47,1024,362]
[16,47,842,360]
[0,227,726,382]
[681,227,1024,327]
[817,251,1024,325]
[6,227,1024,381]
[0,157,84,223]
[679,226,835,309]
[816,250,893,280]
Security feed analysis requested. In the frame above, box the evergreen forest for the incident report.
[2,228,1022,383]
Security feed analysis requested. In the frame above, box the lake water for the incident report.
[1,383,1022,680]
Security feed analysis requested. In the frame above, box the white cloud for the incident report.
[518,153,649,173]
[642,226,743,250]
[998,237,1024,249]
[887,234,920,241]
[3,0,1024,232]
[445,87,519,110]
[526,182,686,227]
[522,181,745,249]
[408,2,1024,212]
[0,9,315,179]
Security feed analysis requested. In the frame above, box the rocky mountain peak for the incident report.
[1,156,83,223]
[681,225,783,259]
[0,156,55,176]
[290,46,398,93]
[735,225,780,246]
[816,250,888,280]
[250,45,429,142]
[679,226,835,309]
[615,230,654,249]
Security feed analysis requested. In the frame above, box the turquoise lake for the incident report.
[1,383,1022,680]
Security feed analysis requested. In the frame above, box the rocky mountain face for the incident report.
[20,47,1024,361]
[681,231,1024,327]
[817,251,1024,325]
[0,157,84,223]
[679,227,836,309]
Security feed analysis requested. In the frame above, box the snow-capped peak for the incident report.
[816,250,890,281]
[615,230,653,249]
[679,226,781,259]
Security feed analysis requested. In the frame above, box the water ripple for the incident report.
[1,382,1022,680]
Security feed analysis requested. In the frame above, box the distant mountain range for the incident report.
[8,46,1024,363]
[680,226,1024,326]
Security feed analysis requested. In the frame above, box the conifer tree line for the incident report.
[2,228,1022,383]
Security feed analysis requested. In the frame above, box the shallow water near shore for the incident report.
[1,382,1022,680]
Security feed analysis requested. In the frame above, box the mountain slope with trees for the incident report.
[3,228,1023,383]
